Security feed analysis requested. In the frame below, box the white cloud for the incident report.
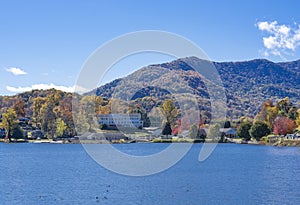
[257,21,300,58]
[74,85,91,94]
[6,83,75,93]
[6,67,27,75]
[263,36,277,49]
[257,21,277,32]
[278,25,290,35]
[6,83,91,94]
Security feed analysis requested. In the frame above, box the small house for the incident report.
[220,128,237,138]
[0,128,5,138]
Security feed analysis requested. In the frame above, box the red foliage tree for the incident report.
[172,126,179,136]
[172,117,191,136]
[273,116,296,135]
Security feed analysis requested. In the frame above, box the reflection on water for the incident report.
[267,146,300,156]
[0,143,299,205]
[261,146,300,204]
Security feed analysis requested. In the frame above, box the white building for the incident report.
[98,114,143,128]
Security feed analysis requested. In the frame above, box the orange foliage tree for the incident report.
[273,116,296,135]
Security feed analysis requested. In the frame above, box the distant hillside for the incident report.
[0,89,71,115]
[91,57,300,118]
[1,57,300,120]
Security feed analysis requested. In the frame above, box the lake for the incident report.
[0,143,299,205]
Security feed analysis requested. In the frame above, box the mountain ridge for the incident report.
[90,57,300,118]
[1,57,300,119]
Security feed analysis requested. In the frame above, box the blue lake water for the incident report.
[0,143,299,205]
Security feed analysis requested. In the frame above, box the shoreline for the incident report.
[1,138,300,147]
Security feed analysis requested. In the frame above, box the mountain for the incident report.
[1,57,300,120]
[91,57,300,118]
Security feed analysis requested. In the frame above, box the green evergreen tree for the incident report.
[12,126,24,139]
[249,121,270,141]
[237,122,252,140]
[162,122,172,137]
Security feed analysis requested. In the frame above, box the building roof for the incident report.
[220,128,236,134]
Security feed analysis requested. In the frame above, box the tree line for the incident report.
[162,97,300,142]
[237,97,300,141]
[0,88,299,142]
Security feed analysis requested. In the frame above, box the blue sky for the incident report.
[1,0,300,95]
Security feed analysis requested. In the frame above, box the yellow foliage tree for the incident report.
[254,99,278,128]
[0,108,19,142]
[296,109,300,129]
[161,99,178,127]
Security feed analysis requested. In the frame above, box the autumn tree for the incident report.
[40,98,57,138]
[254,99,278,128]
[0,108,19,142]
[276,97,293,117]
[296,109,300,129]
[73,109,90,135]
[55,118,67,138]
[207,123,221,141]
[95,96,110,114]
[189,124,199,139]
[72,95,99,134]
[273,116,296,135]
[58,94,75,136]
[32,97,46,128]
[12,99,26,117]
[173,117,191,135]
[72,95,87,135]
[239,116,253,124]
[80,96,98,132]
[161,99,178,127]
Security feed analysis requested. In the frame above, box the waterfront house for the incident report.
[220,128,237,138]
[18,117,30,123]
[27,130,45,139]
[0,128,5,138]
[98,114,143,129]
[285,134,299,140]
